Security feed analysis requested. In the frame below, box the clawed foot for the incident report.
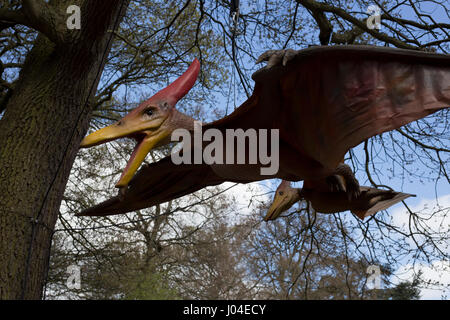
[256,49,298,68]
[345,176,361,200]
[326,174,347,193]
[328,163,362,200]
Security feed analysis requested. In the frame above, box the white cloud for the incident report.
[391,193,450,229]
[163,181,272,228]
[389,194,450,300]
[221,181,273,216]
[393,260,450,300]
[389,194,450,252]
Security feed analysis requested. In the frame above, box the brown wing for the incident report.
[250,45,450,170]
[77,157,223,216]
[77,155,261,216]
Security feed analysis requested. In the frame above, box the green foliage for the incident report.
[387,281,421,300]
[381,272,422,300]
[124,269,180,300]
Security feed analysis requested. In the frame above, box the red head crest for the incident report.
[147,58,200,107]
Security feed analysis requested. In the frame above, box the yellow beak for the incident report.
[264,193,292,221]
[80,120,168,188]
[80,122,134,148]
[114,131,167,188]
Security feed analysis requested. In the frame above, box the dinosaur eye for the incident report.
[279,191,284,196]
[144,108,154,117]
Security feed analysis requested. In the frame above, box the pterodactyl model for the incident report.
[264,180,415,221]
[78,46,450,217]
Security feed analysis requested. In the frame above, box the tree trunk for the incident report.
[0,0,129,299]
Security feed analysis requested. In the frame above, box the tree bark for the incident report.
[0,0,129,299]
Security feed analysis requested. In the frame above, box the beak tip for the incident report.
[263,212,273,222]
[115,181,128,189]
[79,137,93,148]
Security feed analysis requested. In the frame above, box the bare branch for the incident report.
[0,0,66,44]
[297,0,332,45]
[0,7,27,28]
[295,0,418,49]
[21,0,67,44]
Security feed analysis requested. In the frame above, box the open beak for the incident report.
[264,192,295,221]
[80,118,169,188]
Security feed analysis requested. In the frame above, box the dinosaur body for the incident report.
[78,46,449,217]
[264,181,414,221]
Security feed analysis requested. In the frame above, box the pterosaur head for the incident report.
[264,181,301,221]
[80,59,200,188]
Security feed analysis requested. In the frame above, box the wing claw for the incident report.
[282,49,297,66]
[256,50,278,64]
[256,49,299,68]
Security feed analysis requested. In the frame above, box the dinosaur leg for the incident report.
[325,174,347,192]
[332,163,361,200]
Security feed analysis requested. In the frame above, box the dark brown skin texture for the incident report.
[264,180,414,221]
[78,45,449,217]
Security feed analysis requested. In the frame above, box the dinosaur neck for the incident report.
[172,109,196,131]
[153,110,196,148]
